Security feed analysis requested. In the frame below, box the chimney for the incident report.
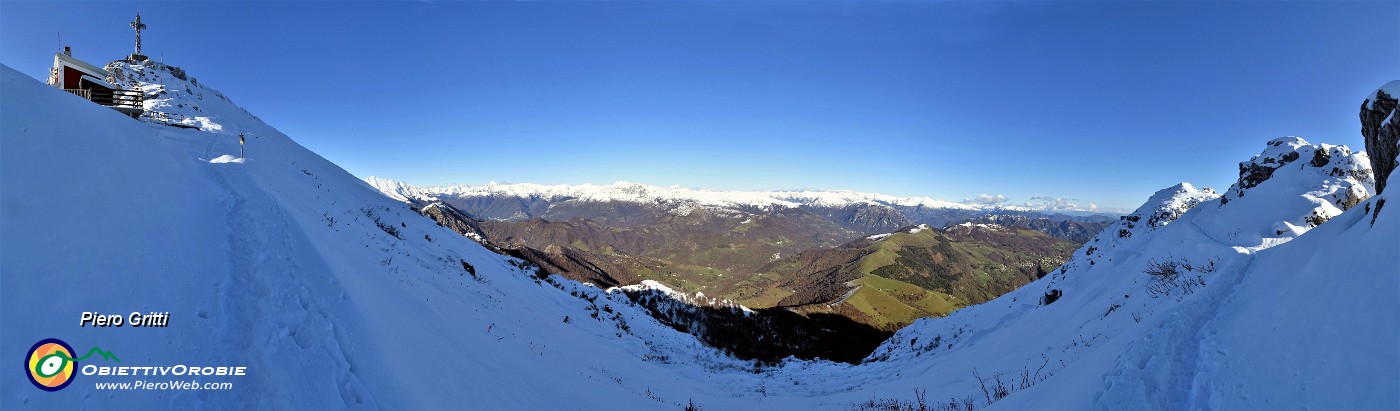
[64,46,71,56]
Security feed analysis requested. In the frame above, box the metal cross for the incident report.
[130,13,146,55]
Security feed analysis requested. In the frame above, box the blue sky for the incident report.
[2,1,1396,210]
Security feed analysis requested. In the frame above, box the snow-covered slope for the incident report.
[105,60,256,133]
[0,62,757,409]
[848,136,1390,410]
[3,59,1395,410]
[364,175,439,204]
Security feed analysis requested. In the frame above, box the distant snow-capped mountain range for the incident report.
[365,178,1121,215]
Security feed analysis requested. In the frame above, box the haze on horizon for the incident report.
[1,1,1395,210]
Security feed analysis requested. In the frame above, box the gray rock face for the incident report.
[1237,140,1302,195]
[1220,137,1371,209]
[1361,82,1400,194]
[418,202,487,240]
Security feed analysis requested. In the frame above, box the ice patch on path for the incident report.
[209,155,244,164]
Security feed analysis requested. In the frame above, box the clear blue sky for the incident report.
[2,1,1396,210]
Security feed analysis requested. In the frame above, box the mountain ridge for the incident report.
[370,178,1124,217]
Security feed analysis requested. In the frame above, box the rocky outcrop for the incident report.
[502,245,638,287]
[418,202,487,241]
[1063,183,1220,271]
[1230,139,1301,197]
[1220,137,1372,209]
[105,60,245,131]
[1361,81,1400,194]
[1126,183,1220,237]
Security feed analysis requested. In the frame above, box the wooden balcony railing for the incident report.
[63,88,92,100]
[64,88,144,117]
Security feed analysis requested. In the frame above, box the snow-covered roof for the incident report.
[78,74,115,90]
[52,52,109,78]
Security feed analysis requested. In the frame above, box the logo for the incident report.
[24,339,120,391]
[25,339,75,391]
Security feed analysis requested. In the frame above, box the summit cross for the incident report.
[129,13,146,56]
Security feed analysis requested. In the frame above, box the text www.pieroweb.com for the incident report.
[94,380,234,390]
